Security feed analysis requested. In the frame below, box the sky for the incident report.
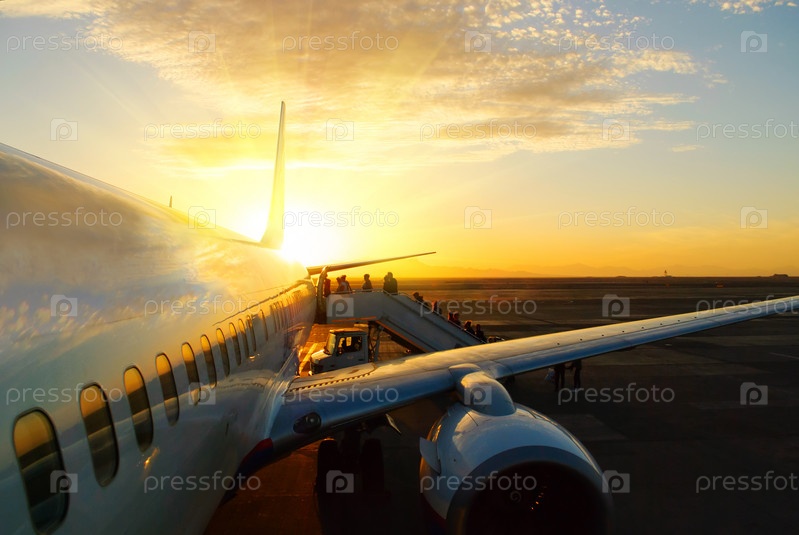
[1,0,798,276]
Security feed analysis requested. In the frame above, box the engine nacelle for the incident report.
[419,401,612,534]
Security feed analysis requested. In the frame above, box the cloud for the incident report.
[4,1,723,169]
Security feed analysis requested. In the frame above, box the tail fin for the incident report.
[260,101,286,249]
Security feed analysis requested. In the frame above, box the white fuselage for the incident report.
[0,144,317,534]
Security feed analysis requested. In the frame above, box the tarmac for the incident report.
[205,279,799,534]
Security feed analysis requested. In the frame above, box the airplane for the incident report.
[1,102,797,535]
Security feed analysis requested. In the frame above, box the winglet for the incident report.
[260,101,286,249]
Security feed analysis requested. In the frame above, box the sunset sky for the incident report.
[1,0,798,276]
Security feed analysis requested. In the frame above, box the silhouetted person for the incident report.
[553,363,566,391]
[464,320,475,335]
[448,312,455,323]
[323,278,331,297]
[383,272,398,294]
[335,275,352,293]
[475,324,486,342]
[567,359,583,389]
[362,274,373,291]
[452,312,461,327]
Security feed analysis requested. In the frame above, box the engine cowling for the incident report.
[419,401,612,534]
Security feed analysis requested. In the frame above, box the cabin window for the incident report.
[181,343,201,405]
[228,323,242,365]
[156,354,179,424]
[124,367,153,451]
[259,309,269,341]
[79,385,119,486]
[200,335,218,387]
[216,328,231,375]
[246,315,256,354]
[13,410,69,534]
[238,318,251,357]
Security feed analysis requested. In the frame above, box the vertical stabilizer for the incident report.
[260,101,286,249]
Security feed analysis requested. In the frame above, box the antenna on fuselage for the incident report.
[260,101,286,249]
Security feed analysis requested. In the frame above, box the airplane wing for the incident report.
[261,295,799,461]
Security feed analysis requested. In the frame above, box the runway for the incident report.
[205,278,799,534]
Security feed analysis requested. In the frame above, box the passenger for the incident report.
[339,275,352,293]
[553,362,566,392]
[448,312,455,323]
[431,300,441,315]
[464,320,475,335]
[383,272,398,294]
[475,324,487,342]
[323,278,331,297]
[452,312,461,327]
[567,359,583,389]
[362,274,373,292]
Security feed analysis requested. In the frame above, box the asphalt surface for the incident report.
[205,279,799,534]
